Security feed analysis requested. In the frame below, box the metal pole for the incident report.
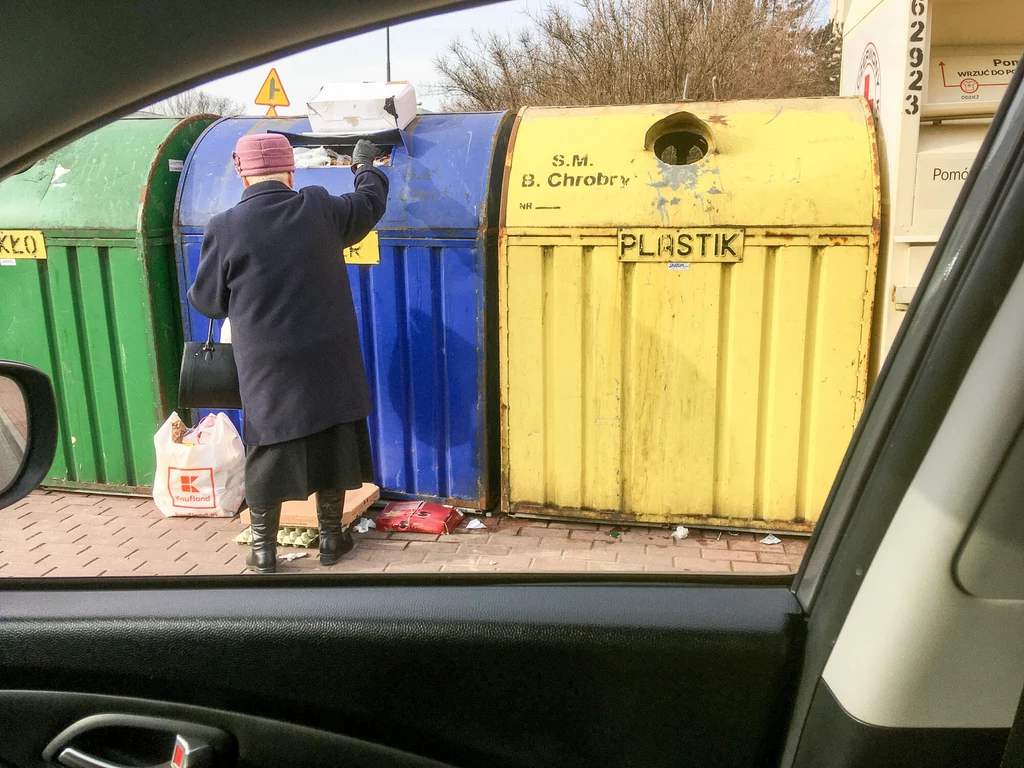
[386,27,392,81]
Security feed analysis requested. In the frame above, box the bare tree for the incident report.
[435,0,840,111]
[150,89,246,117]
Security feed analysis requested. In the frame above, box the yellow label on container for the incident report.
[0,230,46,260]
[618,228,743,262]
[344,230,379,265]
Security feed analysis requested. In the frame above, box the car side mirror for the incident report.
[0,361,58,510]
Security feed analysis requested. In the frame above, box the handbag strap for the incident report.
[204,319,215,350]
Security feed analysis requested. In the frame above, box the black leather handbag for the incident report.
[178,319,242,409]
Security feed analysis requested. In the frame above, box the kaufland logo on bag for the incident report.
[168,467,216,509]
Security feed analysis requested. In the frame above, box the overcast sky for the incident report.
[200,0,576,114]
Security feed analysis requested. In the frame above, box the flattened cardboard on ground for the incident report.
[240,482,379,528]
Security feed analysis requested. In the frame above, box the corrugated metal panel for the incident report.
[503,233,873,530]
[0,117,212,491]
[175,113,510,508]
[500,99,880,530]
[352,239,489,503]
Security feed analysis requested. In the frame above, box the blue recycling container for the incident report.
[174,113,511,509]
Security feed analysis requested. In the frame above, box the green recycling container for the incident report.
[0,116,214,492]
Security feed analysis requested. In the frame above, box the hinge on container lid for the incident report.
[270,126,412,162]
[892,284,918,312]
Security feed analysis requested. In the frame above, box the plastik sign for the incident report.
[618,228,743,263]
[167,467,217,510]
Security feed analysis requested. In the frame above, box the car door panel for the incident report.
[0,690,455,768]
[0,583,804,768]
[791,683,1008,768]
[779,52,1024,768]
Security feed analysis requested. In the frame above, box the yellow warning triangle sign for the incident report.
[254,68,290,108]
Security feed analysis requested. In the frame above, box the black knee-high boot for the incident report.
[317,488,354,565]
[246,503,281,573]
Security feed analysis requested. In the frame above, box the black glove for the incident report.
[351,139,379,171]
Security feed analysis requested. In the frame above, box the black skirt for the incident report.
[244,420,375,507]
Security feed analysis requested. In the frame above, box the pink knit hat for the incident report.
[232,133,295,177]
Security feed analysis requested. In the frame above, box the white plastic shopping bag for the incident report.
[153,411,245,517]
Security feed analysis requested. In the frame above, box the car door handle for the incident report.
[56,747,128,768]
[56,735,213,768]
[43,714,232,768]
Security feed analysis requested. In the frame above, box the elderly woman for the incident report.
[188,133,388,573]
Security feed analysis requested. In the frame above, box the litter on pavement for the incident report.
[376,501,463,534]
[353,518,376,534]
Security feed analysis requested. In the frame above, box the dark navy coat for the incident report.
[187,167,388,446]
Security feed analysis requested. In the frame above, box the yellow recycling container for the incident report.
[499,98,879,532]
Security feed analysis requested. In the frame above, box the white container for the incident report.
[306,82,417,134]
[835,0,1024,381]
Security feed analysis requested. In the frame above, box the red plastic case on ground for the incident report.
[375,501,464,534]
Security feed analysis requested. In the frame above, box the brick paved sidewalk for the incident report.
[0,490,807,578]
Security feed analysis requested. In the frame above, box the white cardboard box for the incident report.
[306,82,417,134]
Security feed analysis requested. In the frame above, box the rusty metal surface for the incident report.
[509,502,817,534]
